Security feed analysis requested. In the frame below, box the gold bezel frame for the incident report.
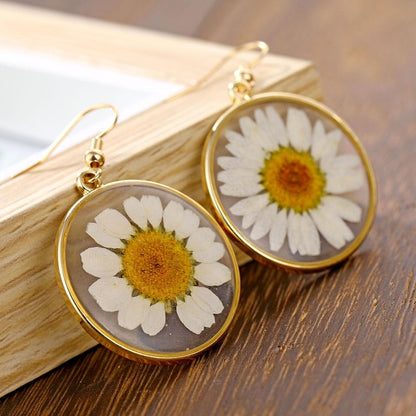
[55,180,240,363]
[202,92,377,273]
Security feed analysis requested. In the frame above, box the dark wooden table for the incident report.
[2,1,415,415]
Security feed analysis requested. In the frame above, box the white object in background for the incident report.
[0,47,184,182]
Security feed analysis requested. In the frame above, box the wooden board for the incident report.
[0,3,322,397]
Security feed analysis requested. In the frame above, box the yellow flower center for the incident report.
[261,147,326,213]
[122,230,193,303]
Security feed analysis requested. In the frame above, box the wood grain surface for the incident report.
[1,0,415,415]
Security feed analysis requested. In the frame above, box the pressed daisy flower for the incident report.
[217,106,364,256]
[80,195,231,336]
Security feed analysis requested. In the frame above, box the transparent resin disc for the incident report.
[202,93,376,272]
[56,180,240,362]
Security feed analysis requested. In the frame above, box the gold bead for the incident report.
[84,150,105,168]
[234,66,255,88]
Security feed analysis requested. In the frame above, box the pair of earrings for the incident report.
[51,42,376,363]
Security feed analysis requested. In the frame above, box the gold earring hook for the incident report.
[40,103,118,165]
[166,40,269,102]
[228,41,270,69]
[12,103,118,180]
[226,42,270,104]
[195,40,269,88]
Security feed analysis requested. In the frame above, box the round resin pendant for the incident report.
[56,180,239,362]
[202,93,376,272]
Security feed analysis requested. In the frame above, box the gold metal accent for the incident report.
[165,41,269,103]
[202,92,377,273]
[73,104,117,194]
[76,168,103,195]
[55,180,240,363]
[84,137,105,169]
[228,65,256,103]
[12,103,118,180]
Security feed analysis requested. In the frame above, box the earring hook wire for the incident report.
[12,103,118,178]
[40,103,118,165]
[165,40,269,102]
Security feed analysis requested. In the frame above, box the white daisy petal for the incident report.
[326,169,365,194]
[226,128,264,158]
[225,128,260,148]
[299,212,320,256]
[335,154,360,168]
[269,209,287,252]
[322,196,362,223]
[86,223,124,249]
[141,302,166,336]
[193,242,225,263]
[186,227,216,252]
[141,195,163,229]
[163,200,184,232]
[320,154,361,174]
[286,108,312,152]
[254,108,279,150]
[217,156,263,170]
[266,106,288,146]
[230,193,269,216]
[220,182,263,197]
[225,129,245,142]
[117,296,151,330]
[320,129,342,160]
[240,115,275,151]
[295,213,308,256]
[174,209,200,239]
[88,277,131,312]
[318,131,342,168]
[95,208,134,239]
[123,197,148,230]
[191,286,224,314]
[217,156,239,170]
[176,299,204,334]
[225,138,264,163]
[287,210,302,255]
[194,262,231,286]
[309,205,354,249]
[311,120,326,160]
[217,168,261,184]
[239,116,256,138]
[250,203,277,240]
[242,211,258,229]
[81,247,122,278]
[186,296,215,327]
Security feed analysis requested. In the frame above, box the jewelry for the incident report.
[202,42,377,272]
[52,104,239,363]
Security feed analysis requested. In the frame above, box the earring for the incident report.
[51,104,239,363]
[202,41,377,272]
